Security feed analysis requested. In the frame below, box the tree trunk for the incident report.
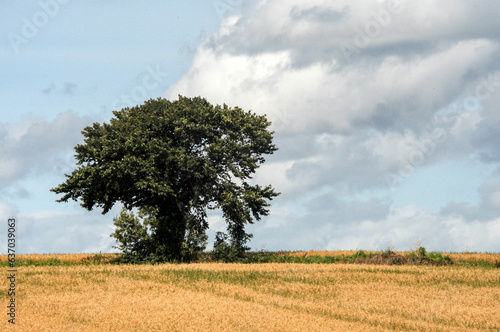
[155,199,186,262]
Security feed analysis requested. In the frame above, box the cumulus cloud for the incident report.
[440,180,500,221]
[0,111,92,189]
[0,111,114,254]
[249,205,500,252]
[12,208,120,254]
[166,0,500,251]
[208,0,500,66]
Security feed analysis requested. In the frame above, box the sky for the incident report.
[1,0,500,254]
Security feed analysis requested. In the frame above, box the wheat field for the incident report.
[2,261,499,331]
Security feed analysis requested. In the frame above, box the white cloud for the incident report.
[168,36,497,135]
[13,208,120,254]
[249,205,500,252]
[0,201,19,219]
[0,203,111,255]
[0,111,92,189]
[167,0,500,252]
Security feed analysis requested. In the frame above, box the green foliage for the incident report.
[211,232,233,262]
[0,255,118,267]
[236,250,376,264]
[52,96,279,262]
[111,208,152,255]
[111,207,209,263]
[211,231,253,262]
[406,246,453,264]
[182,215,209,262]
[406,252,417,258]
[353,250,368,259]
[426,251,453,264]
[5,251,500,267]
[417,246,427,258]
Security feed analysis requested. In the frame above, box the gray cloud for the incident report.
[440,180,500,221]
[42,84,56,95]
[11,207,120,254]
[305,195,391,224]
[207,1,500,68]
[470,90,500,162]
[290,5,348,22]
[42,83,78,96]
[166,0,500,251]
[0,111,92,189]
[250,203,500,252]
[168,1,500,181]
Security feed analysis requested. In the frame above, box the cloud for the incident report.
[168,34,498,136]
[249,205,500,252]
[0,111,92,189]
[440,180,500,221]
[10,208,120,254]
[42,84,55,94]
[208,0,500,66]
[42,83,78,95]
[470,90,500,162]
[166,0,500,251]
[0,201,19,219]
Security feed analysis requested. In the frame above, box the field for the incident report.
[1,253,499,331]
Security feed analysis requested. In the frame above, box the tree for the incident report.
[51,96,279,262]
[110,206,209,263]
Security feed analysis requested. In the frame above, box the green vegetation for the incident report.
[3,248,499,268]
[404,246,454,264]
[51,96,279,263]
[236,250,375,264]
[0,254,118,267]
[1,258,67,267]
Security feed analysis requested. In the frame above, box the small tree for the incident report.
[111,208,150,254]
[211,232,232,262]
[51,96,279,262]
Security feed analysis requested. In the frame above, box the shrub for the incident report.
[211,232,233,262]
[417,246,427,258]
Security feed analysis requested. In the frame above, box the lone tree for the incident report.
[51,96,279,262]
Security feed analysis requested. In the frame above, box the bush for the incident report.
[427,252,453,264]
[417,246,427,258]
[211,232,233,262]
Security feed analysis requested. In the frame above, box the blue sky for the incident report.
[1,1,225,124]
[1,0,500,254]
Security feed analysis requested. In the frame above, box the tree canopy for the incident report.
[51,96,279,262]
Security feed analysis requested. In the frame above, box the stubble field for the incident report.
[1,255,499,331]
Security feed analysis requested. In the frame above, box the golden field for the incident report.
[1,259,499,331]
